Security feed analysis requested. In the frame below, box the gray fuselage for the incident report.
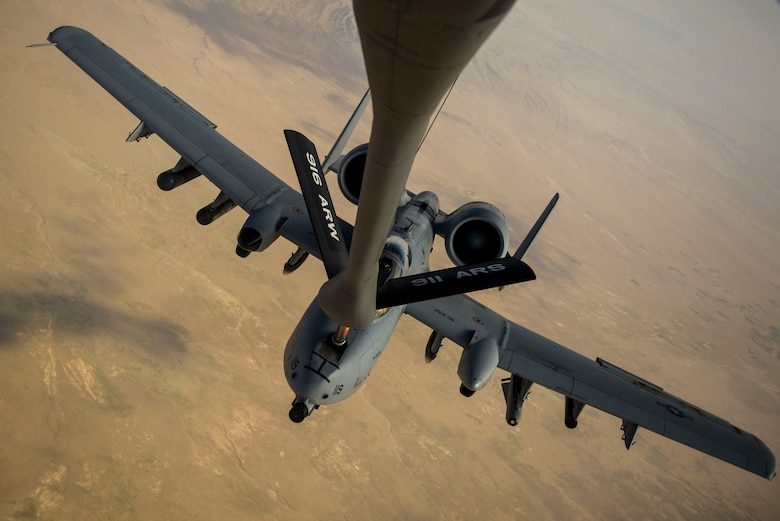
[284,192,439,412]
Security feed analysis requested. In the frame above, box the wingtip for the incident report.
[751,436,776,480]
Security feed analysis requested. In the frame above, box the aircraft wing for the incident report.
[47,26,347,260]
[405,295,777,480]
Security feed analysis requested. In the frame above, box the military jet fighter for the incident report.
[45,0,775,481]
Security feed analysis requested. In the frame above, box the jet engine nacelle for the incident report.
[437,202,509,266]
[337,143,368,205]
[457,337,500,394]
[236,205,287,253]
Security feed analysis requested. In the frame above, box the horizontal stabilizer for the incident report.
[376,258,535,309]
[284,129,348,278]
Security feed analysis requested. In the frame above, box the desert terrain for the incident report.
[1,0,778,519]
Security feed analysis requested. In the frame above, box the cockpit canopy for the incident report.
[378,236,411,286]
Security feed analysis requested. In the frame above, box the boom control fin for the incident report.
[285,129,349,279]
[375,257,535,309]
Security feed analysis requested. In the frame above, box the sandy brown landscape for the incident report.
[1,1,778,519]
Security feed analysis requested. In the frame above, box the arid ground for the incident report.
[1,1,778,519]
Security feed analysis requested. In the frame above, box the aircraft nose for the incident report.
[288,366,330,402]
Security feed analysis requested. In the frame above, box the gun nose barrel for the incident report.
[289,397,317,423]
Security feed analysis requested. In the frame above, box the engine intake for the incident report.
[437,202,509,266]
[337,143,368,205]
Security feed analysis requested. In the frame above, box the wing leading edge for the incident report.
[406,296,776,480]
[46,25,352,260]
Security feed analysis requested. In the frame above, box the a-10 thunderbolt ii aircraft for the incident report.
[44,0,775,481]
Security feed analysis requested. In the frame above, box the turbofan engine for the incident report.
[437,202,509,266]
[336,142,509,267]
[336,143,368,205]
